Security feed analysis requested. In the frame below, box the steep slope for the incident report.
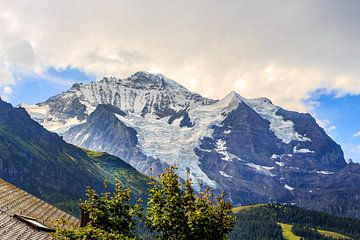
[0,98,149,214]
[22,72,359,218]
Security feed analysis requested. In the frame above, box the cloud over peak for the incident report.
[1,0,360,110]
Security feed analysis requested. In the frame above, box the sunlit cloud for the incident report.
[234,79,247,92]
[0,0,360,111]
[3,86,12,94]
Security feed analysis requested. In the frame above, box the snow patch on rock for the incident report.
[219,171,233,179]
[245,163,275,177]
[316,170,334,175]
[284,184,295,191]
[215,139,232,161]
[293,146,315,154]
[271,154,280,160]
[275,161,285,167]
[244,98,311,144]
[224,129,231,134]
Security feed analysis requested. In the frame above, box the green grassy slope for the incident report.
[279,223,301,240]
[83,149,149,196]
[0,99,149,216]
[230,204,359,240]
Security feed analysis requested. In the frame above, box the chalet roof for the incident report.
[0,178,80,239]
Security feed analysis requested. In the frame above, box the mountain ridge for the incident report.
[21,72,359,218]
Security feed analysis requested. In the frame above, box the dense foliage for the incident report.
[145,167,235,240]
[231,204,360,239]
[291,224,346,240]
[54,167,234,240]
[53,180,142,240]
[229,218,283,240]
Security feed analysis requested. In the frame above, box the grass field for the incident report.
[232,204,267,214]
[279,223,301,240]
[82,148,107,158]
[318,229,350,239]
[278,223,350,240]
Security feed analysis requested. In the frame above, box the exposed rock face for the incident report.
[294,163,360,219]
[21,72,360,218]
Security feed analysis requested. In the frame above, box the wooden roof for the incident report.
[0,178,80,239]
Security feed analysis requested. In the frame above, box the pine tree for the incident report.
[145,166,234,240]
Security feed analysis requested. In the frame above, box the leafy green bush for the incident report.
[53,180,142,240]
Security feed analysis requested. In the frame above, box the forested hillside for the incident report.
[230,204,360,240]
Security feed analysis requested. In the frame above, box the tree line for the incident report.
[231,204,360,240]
[291,224,347,240]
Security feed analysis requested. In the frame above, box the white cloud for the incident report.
[328,125,336,132]
[0,64,14,86]
[353,131,360,138]
[0,0,360,111]
[2,40,36,70]
[315,118,338,138]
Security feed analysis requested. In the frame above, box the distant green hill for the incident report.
[230,204,360,240]
[0,98,149,215]
[83,148,149,196]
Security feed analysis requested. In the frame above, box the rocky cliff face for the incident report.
[22,72,359,218]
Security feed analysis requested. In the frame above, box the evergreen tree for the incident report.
[145,166,234,240]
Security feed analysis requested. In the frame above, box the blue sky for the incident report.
[8,67,95,105]
[3,67,360,163]
[307,93,360,162]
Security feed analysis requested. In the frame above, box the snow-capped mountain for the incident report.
[22,72,215,133]
[22,71,360,218]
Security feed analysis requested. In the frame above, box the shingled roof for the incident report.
[0,211,52,239]
[0,178,80,239]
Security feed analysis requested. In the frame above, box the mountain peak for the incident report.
[126,71,183,90]
[218,91,243,105]
[130,71,166,80]
[226,91,243,99]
